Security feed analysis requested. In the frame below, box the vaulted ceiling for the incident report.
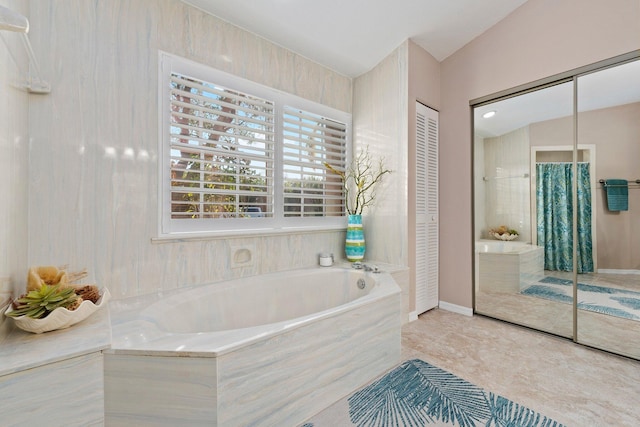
[183,0,529,77]
[183,0,640,136]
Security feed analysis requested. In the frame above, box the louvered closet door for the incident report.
[415,102,439,314]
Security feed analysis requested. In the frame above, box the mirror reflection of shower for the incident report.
[474,81,574,339]
[574,59,640,358]
[473,56,640,360]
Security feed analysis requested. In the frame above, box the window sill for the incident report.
[151,225,345,244]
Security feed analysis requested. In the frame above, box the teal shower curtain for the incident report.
[536,162,593,273]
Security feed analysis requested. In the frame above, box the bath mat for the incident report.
[522,276,640,321]
[302,359,563,426]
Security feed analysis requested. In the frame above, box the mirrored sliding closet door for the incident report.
[473,81,575,338]
[473,53,640,360]
[575,59,640,359]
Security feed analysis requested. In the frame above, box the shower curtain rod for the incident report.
[482,173,529,181]
[535,161,590,164]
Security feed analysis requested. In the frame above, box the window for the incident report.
[282,107,347,218]
[159,53,350,236]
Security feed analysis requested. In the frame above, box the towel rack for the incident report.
[599,179,640,187]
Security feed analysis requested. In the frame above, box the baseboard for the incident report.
[438,301,473,317]
[408,311,419,322]
[597,269,640,275]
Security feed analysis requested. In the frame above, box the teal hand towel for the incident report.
[605,179,628,211]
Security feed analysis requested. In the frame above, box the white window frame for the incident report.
[158,52,351,238]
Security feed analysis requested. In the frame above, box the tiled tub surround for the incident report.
[0,308,110,426]
[25,0,355,301]
[476,240,544,293]
[106,267,402,426]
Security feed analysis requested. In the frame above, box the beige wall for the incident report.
[530,103,640,270]
[440,0,640,308]
[581,103,640,270]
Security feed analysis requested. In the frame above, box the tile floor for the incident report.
[401,309,640,426]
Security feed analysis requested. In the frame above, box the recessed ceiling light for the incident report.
[482,110,496,119]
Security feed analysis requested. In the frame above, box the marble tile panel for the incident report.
[217,293,401,426]
[482,127,531,241]
[104,353,217,426]
[0,305,111,376]
[0,0,29,333]
[26,0,353,300]
[389,266,411,323]
[478,253,520,293]
[353,43,408,267]
[0,352,104,426]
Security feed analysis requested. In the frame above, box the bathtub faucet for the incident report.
[352,262,380,273]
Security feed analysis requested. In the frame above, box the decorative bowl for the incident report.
[492,232,518,241]
[4,288,111,334]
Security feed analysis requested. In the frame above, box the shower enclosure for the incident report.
[472,52,640,360]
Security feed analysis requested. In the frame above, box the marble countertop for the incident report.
[0,306,111,377]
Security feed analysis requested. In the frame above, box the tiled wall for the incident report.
[25,0,353,299]
[353,43,408,267]
[481,127,531,242]
[0,0,29,322]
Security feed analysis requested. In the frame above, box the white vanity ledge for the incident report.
[0,306,111,377]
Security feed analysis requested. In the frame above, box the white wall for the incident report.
[0,0,29,315]
[439,0,640,308]
[25,0,353,299]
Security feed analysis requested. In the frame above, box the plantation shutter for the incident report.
[160,53,351,235]
[416,102,439,314]
[169,72,275,220]
[282,106,347,217]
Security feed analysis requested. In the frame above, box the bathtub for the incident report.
[105,267,401,426]
[475,240,544,293]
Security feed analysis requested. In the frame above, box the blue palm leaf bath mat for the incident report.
[303,359,563,426]
[522,276,640,321]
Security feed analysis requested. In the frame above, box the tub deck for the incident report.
[105,267,402,426]
[476,240,545,293]
[108,267,400,356]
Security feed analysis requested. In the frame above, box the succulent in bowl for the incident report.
[7,284,80,319]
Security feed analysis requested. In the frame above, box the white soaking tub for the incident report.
[105,266,401,426]
[476,240,544,293]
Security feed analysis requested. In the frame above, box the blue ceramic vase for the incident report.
[345,214,366,262]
